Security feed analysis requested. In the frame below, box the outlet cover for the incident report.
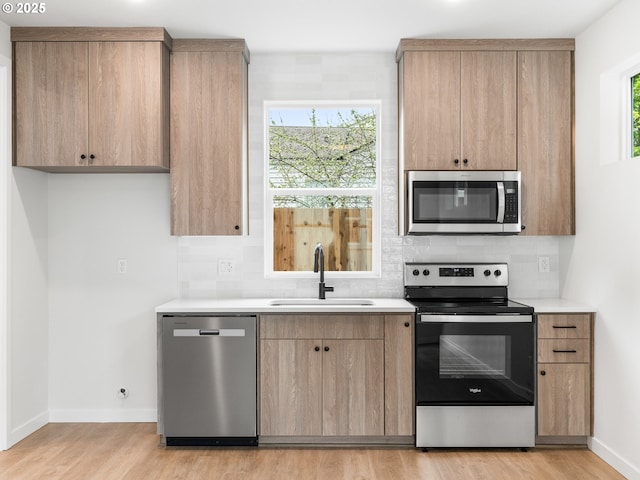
[218,259,235,275]
[538,256,550,273]
[117,259,128,274]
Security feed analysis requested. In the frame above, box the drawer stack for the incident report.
[536,314,593,439]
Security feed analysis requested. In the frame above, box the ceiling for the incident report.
[3,0,621,52]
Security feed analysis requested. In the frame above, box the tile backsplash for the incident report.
[177,52,560,300]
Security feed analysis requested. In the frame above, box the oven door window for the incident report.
[440,335,509,379]
[413,181,498,224]
[416,321,534,406]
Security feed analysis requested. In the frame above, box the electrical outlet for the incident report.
[538,256,550,273]
[117,259,128,274]
[218,259,235,275]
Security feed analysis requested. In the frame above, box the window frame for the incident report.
[263,100,382,279]
[599,52,640,165]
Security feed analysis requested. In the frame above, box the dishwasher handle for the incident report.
[173,329,246,337]
[199,329,220,336]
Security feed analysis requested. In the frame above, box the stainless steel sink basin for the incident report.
[268,298,375,306]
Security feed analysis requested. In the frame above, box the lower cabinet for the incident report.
[259,313,413,442]
[536,313,593,442]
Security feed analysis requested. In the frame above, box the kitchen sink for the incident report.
[268,298,376,306]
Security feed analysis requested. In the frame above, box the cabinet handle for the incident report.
[89,154,95,159]
[454,159,460,165]
[324,346,330,352]
[553,349,577,353]
[234,225,240,230]
[540,370,546,376]
[314,346,320,352]
[404,322,410,327]
[463,158,468,165]
[552,325,577,329]
[80,154,87,160]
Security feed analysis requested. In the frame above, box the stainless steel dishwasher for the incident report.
[160,315,257,446]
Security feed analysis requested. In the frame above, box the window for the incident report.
[599,54,640,164]
[265,103,380,276]
[632,72,640,158]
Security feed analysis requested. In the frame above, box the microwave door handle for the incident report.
[497,182,505,223]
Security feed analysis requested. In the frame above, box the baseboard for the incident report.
[48,408,157,423]
[8,410,49,448]
[259,435,414,446]
[590,437,640,480]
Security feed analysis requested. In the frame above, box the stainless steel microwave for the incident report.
[406,171,522,234]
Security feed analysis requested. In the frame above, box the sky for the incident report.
[268,107,373,127]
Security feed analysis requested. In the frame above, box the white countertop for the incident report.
[513,298,596,314]
[156,297,595,315]
[155,297,416,314]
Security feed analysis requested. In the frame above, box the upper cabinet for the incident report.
[170,40,249,236]
[398,42,517,171]
[12,27,171,172]
[397,39,575,236]
[518,50,575,236]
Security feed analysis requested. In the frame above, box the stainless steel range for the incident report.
[404,262,535,448]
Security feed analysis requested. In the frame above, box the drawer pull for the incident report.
[552,325,577,329]
[553,349,577,353]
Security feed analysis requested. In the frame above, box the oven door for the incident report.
[415,314,534,406]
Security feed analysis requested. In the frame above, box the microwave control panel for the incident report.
[504,182,519,223]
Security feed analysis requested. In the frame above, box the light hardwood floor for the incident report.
[0,423,625,479]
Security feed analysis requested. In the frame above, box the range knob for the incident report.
[494,269,502,277]
[484,269,491,277]
[413,269,420,276]
[423,269,430,276]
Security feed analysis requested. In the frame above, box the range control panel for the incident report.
[404,263,509,288]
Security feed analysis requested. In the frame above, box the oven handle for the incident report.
[418,314,533,323]
[497,182,505,223]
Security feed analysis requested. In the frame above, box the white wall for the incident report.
[177,52,563,300]
[0,18,50,448]
[47,174,177,421]
[562,0,640,477]
[8,168,49,445]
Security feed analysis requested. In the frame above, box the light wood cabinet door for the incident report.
[401,50,517,171]
[402,51,461,171]
[170,45,248,235]
[89,41,170,169]
[460,51,517,170]
[518,50,574,235]
[322,339,384,436]
[259,338,385,437]
[14,41,89,168]
[13,33,170,172]
[537,363,590,436]
[384,315,414,436]
[259,339,323,436]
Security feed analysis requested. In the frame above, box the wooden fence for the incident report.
[273,208,372,272]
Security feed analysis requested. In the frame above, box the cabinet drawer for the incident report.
[260,314,384,339]
[538,339,590,363]
[538,314,591,339]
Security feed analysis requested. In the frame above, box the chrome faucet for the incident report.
[313,243,334,300]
